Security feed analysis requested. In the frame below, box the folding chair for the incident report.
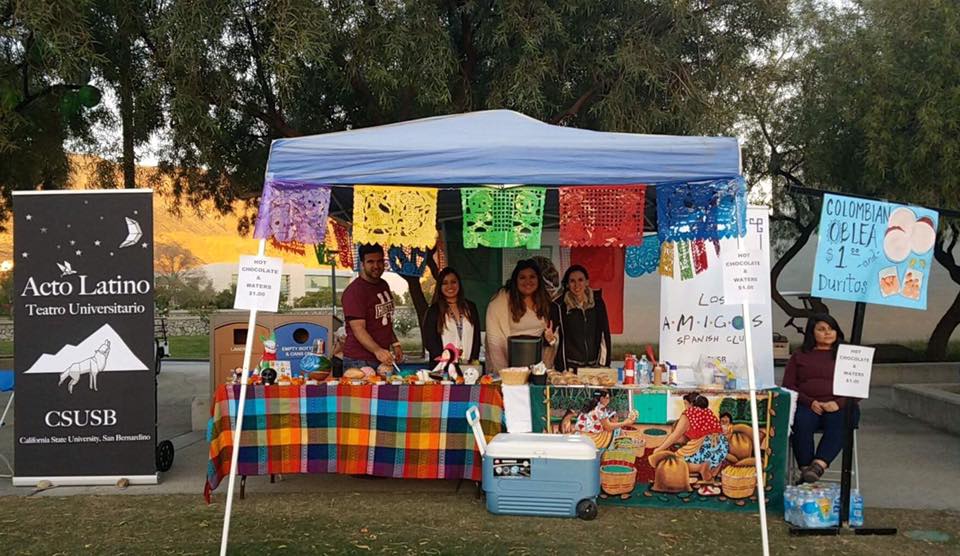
[787,426,859,490]
[0,370,13,478]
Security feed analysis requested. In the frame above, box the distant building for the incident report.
[201,262,355,304]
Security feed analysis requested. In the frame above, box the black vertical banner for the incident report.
[12,190,156,484]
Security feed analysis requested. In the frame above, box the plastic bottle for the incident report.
[850,490,864,527]
[802,495,820,528]
[816,489,832,527]
[783,487,793,523]
[784,487,798,526]
[830,490,840,526]
[638,355,651,386]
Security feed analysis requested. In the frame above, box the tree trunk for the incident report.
[119,33,136,189]
[402,275,429,327]
[925,289,960,361]
[926,226,960,360]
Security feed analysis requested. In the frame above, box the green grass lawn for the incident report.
[168,335,210,359]
[0,492,955,555]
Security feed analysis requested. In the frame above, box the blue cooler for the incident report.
[477,427,600,519]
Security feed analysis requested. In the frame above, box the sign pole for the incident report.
[219,239,267,556]
[839,302,866,528]
[842,302,896,536]
[736,236,770,556]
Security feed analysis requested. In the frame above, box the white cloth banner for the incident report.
[659,208,775,388]
[501,385,533,433]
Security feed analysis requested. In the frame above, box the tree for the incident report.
[0,1,107,223]
[293,288,339,309]
[0,269,12,316]
[141,1,789,221]
[85,0,165,189]
[213,284,237,309]
[744,0,960,357]
[153,242,215,310]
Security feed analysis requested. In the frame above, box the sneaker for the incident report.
[801,462,825,484]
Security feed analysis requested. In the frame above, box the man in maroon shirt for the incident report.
[341,244,404,369]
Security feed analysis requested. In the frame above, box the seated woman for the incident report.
[420,267,481,363]
[782,313,858,483]
[550,265,612,372]
[573,389,636,449]
[484,259,557,374]
[653,392,729,482]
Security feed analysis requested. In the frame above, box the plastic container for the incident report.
[481,433,601,520]
[623,354,636,385]
[850,490,864,527]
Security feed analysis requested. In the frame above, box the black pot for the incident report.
[508,335,543,368]
[530,373,547,386]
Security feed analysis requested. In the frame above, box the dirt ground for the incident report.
[0,491,957,555]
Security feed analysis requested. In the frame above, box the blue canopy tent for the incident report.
[265,109,740,186]
[258,109,744,326]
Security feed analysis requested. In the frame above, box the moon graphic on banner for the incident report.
[118,217,142,248]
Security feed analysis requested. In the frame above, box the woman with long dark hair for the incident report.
[484,259,557,373]
[550,264,612,372]
[421,267,481,362]
[781,313,858,483]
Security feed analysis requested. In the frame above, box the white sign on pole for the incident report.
[659,208,775,388]
[233,255,283,312]
[722,212,771,304]
[833,344,875,399]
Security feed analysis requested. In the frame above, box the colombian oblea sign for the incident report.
[13,190,156,485]
[812,193,938,309]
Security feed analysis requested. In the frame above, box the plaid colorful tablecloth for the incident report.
[205,383,503,499]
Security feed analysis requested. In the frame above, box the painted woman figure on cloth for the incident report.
[573,389,637,449]
[653,392,730,482]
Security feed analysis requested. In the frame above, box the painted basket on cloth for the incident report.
[600,460,637,496]
[721,461,757,499]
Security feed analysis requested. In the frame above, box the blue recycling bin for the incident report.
[273,322,330,377]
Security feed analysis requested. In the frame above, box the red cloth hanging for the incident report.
[269,237,307,256]
[570,247,625,334]
[330,219,354,269]
[559,185,646,247]
[692,239,708,274]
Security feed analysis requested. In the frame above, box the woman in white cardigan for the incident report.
[485,259,557,374]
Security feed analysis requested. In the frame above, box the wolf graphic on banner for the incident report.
[58,339,110,394]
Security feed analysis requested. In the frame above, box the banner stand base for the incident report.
[13,474,159,487]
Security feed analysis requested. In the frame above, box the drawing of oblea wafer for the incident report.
[878,266,900,297]
[902,268,923,301]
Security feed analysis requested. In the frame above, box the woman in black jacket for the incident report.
[550,265,612,372]
[421,267,482,363]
